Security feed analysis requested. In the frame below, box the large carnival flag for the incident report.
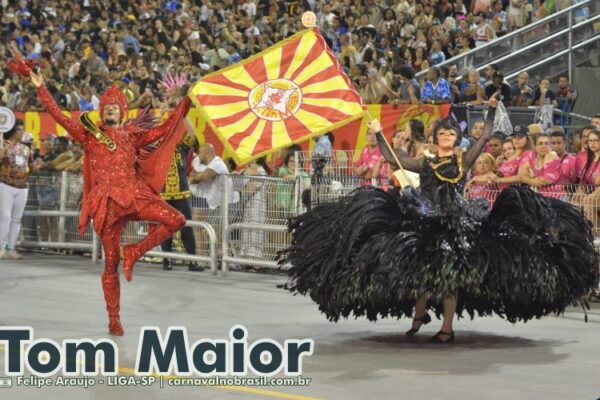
[189,28,366,164]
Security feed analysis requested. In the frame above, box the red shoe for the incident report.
[109,317,124,336]
[102,274,125,336]
[122,245,141,282]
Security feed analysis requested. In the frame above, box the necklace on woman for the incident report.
[434,149,465,183]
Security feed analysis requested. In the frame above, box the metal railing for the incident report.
[219,174,299,272]
[144,221,218,273]
[416,0,594,82]
[447,103,592,136]
[222,223,288,272]
[504,33,600,82]
[13,165,600,278]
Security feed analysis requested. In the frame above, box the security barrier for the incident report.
[13,167,600,285]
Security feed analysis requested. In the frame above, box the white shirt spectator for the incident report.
[242,1,257,17]
[53,38,65,58]
[245,25,260,37]
[199,4,210,22]
[190,155,238,209]
[91,95,100,110]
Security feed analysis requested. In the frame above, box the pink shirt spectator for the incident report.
[356,147,387,185]
[497,150,533,190]
[579,156,600,186]
[557,153,577,185]
[523,151,564,198]
[575,151,588,179]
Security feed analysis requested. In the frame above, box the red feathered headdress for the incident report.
[99,85,128,120]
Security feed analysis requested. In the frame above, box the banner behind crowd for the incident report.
[15,104,449,163]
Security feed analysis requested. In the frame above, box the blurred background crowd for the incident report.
[0,0,580,112]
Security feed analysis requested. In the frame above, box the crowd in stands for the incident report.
[0,0,576,113]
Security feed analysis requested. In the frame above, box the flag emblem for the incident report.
[249,78,302,121]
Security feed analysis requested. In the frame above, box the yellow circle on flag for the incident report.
[302,11,317,28]
[249,79,302,122]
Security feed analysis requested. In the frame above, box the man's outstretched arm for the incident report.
[31,71,87,143]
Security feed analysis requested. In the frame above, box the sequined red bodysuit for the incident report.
[37,86,191,335]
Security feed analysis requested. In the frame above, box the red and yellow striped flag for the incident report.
[189,28,366,164]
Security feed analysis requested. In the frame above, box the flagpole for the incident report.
[364,110,415,188]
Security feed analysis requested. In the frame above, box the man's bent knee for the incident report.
[169,213,186,232]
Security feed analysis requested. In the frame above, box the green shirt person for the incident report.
[276,152,309,212]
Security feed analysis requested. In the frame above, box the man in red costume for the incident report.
[29,69,191,336]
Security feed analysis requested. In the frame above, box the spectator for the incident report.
[355,122,385,182]
[414,46,430,72]
[550,128,577,185]
[312,133,333,162]
[466,152,498,208]
[570,129,582,154]
[485,71,512,102]
[447,65,462,100]
[429,40,446,66]
[499,137,516,166]
[75,85,99,111]
[189,144,233,211]
[592,114,600,131]
[43,136,71,170]
[492,125,533,188]
[276,152,310,213]
[392,129,410,152]
[224,158,238,174]
[575,126,596,181]
[519,134,564,198]
[555,74,578,122]
[490,1,508,36]
[64,142,84,173]
[486,133,504,159]
[532,78,558,107]
[507,0,528,31]
[311,132,333,174]
[53,141,83,171]
[239,158,267,258]
[455,33,475,55]
[456,68,484,105]
[0,119,37,259]
[484,63,500,86]
[468,120,485,147]
[511,71,534,107]
[421,67,452,105]
[393,65,420,105]
[159,119,201,272]
[474,13,495,47]
[571,128,600,231]
[405,119,428,159]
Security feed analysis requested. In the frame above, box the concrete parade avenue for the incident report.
[0,253,598,400]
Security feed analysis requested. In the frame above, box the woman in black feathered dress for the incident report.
[280,98,598,343]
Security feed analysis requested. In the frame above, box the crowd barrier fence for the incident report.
[14,165,600,291]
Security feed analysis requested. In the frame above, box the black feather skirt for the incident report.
[280,185,599,323]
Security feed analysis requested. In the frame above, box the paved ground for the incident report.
[0,252,599,400]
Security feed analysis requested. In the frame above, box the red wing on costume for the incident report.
[135,97,192,193]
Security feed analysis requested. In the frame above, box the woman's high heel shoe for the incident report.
[427,330,455,343]
[405,313,432,335]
